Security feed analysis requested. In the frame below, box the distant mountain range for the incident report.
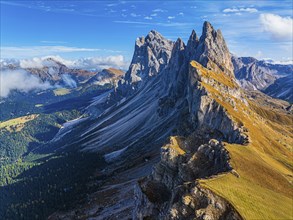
[1,57,124,89]
[232,56,292,102]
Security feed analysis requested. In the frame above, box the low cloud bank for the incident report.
[20,57,60,69]
[0,69,51,97]
[0,55,129,97]
[1,55,129,71]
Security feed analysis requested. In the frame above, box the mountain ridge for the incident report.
[1,21,292,220]
[50,21,292,219]
[232,55,293,102]
[48,21,265,219]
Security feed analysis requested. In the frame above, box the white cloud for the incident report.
[260,13,293,40]
[108,9,116,13]
[262,58,293,65]
[19,57,61,69]
[150,13,157,17]
[130,13,139,17]
[144,16,152,20]
[0,69,52,97]
[153,8,167,13]
[40,40,67,44]
[272,60,293,65]
[223,7,258,13]
[67,55,128,70]
[107,3,117,7]
[178,12,184,16]
[168,16,175,20]
[1,55,129,71]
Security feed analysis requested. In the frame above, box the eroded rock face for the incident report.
[125,30,174,84]
[134,138,242,220]
[264,75,293,102]
[232,56,278,90]
[132,23,247,219]
[193,21,234,77]
[232,56,293,97]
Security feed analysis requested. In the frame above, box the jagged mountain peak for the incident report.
[201,21,224,41]
[186,29,199,58]
[202,21,215,37]
[135,30,168,47]
[146,29,164,39]
[115,21,236,103]
[190,29,197,37]
[167,38,186,74]
[174,37,185,48]
[124,30,174,84]
[193,21,234,77]
[187,29,199,45]
[135,36,145,47]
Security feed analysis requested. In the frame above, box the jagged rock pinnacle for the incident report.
[193,21,234,77]
[186,29,199,58]
[125,30,174,84]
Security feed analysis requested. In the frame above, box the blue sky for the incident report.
[0,0,292,65]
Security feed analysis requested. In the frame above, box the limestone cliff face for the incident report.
[124,30,174,84]
[133,59,247,219]
[193,22,234,77]
[111,30,174,100]
[132,23,248,219]
[134,139,242,220]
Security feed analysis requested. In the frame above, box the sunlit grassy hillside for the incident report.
[191,61,293,220]
[0,115,39,132]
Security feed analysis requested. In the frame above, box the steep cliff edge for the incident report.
[133,58,247,219]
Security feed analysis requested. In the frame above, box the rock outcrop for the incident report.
[110,30,174,101]
[134,138,242,220]
[193,22,234,77]
[123,30,174,85]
